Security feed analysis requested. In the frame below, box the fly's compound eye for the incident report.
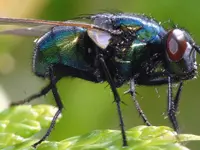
[166,29,189,62]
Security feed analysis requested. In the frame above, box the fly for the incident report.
[0,13,199,147]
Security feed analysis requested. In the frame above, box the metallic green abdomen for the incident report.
[33,26,91,77]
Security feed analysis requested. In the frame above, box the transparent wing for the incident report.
[0,25,53,37]
[0,17,112,37]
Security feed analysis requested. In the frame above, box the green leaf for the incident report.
[0,105,200,150]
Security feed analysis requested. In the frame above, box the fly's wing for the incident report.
[0,17,113,38]
[0,17,56,36]
[0,25,53,37]
[0,17,115,50]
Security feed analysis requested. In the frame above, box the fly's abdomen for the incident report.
[33,26,91,77]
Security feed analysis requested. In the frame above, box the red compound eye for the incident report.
[166,29,187,62]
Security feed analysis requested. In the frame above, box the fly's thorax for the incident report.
[164,28,197,79]
[112,40,152,79]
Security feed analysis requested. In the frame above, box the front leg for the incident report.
[167,76,179,133]
[136,72,181,86]
[137,72,183,133]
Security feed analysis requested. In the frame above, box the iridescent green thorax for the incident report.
[87,13,166,84]
[113,40,147,74]
[111,39,161,83]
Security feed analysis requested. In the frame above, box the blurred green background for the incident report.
[0,0,200,149]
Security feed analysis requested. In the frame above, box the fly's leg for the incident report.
[10,76,61,106]
[136,71,181,86]
[124,79,151,126]
[167,76,179,133]
[32,67,63,148]
[137,73,183,132]
[10,84,52,106]
[174,82,183,113]
[98,56,127,147]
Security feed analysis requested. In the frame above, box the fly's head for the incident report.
[164,28,199,80]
